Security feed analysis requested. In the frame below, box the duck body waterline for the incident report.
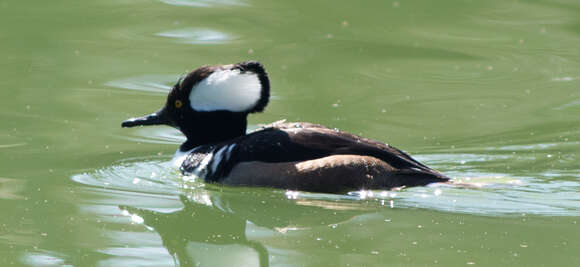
[122,61,449,193]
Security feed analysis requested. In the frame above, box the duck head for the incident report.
[122,61,270,151]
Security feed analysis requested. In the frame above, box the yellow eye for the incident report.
[175,99,183,108]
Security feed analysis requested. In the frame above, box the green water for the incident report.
[1,0,580,266]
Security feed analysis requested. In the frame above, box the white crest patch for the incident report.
[189,69,262,112]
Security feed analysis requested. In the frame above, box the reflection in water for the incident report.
[118,190,380,267]
[157,28,235,45]
[120,195,269,267]
[159,0,246,7]
[98,245,174,267]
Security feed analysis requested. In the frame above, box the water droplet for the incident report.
[434,189,442,196]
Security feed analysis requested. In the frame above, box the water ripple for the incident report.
[72,157,184,196]
[72,150,580,216]
[0,177,25,200]
[159,0,246,7]
[105,74,176,94]
[118,127,185,145]
[156,28,235,45]
[554,99,580,110]
[0,143,27,149]
[21,251,67,267]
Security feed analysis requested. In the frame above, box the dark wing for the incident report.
[221,122,448,180]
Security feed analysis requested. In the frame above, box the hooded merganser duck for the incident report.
[121,61,449,193]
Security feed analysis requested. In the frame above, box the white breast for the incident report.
[171,148,194,168]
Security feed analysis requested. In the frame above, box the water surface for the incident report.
[1,0,579,266]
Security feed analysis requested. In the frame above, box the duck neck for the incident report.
[178,111,248,152]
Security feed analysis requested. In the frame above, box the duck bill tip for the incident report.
[121,110,169,128]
